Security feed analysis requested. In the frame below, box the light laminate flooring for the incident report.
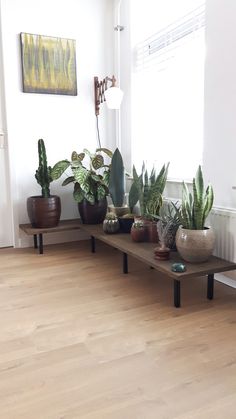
[0,240,235,419]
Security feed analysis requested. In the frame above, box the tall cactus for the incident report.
[35,139,52,198]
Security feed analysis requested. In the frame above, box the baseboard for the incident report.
[215,273,236,289]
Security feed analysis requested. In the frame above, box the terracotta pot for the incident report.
[27,195,61,228]
[176,226,215,263]
[78,198,107,224]
[131,224,146,242]
[145,220,159,243]
[154,245,170,261]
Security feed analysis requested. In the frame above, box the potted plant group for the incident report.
[51,148,112,224]
[175,165,215,263]
[27,139,61,228]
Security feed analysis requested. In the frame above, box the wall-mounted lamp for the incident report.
[94,75,123,116]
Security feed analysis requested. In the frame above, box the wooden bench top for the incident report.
[79,223,236,280]
[19,219,81,235]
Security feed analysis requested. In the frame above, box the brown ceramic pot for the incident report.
[78,198,107,224]
[145,220,159,243]
[131,224,146,242]
[27,195,61,228]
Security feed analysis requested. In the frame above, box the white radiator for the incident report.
[208,207,236,262]
[208,207,236,288]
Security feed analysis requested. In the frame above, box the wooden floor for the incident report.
[0,241,236,419]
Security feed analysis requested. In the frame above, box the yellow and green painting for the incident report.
[20,32,77,95]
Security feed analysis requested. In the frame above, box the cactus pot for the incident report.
[27,195,61,228]
[176,226,215,263]
[103,218,120,234]
[130,224,146,242]
[78,198,107,224]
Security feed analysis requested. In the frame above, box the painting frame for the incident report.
[20,32,77,96]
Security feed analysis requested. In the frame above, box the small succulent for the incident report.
[105,212,118,220]
[132,220,145,229]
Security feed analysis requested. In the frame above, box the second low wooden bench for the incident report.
[19,219,81,254]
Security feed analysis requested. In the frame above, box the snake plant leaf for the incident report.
[109,148,125,207]
[202,184,214,225]
[92,154,104,170]
[62,176,75,186]
[51,160,70,180]
[128,181,139,213]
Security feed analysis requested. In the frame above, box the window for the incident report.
[130,0,205,180]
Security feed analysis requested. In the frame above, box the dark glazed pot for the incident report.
[27,195,61,228]
[78,198,107,224]
[118,217,134,233]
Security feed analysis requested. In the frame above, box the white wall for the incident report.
[1,0,115,247]
[204,0,236,209]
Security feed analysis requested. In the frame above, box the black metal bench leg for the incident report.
[91,236,95,253]
[123,252,128,274]
[207,274,214,300]
[39,234,43,254]
[33,234,38,249]
[174,279,181,308]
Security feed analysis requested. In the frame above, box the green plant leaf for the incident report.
[62,176,74,186]
[96,148,113,158]
[51,160,70,180]
[92,154,104,170]
[73,183,84,203]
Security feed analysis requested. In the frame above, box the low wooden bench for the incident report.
[79,223,236,308]
[19,219,81,254]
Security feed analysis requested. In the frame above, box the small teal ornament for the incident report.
[171,262,186,273]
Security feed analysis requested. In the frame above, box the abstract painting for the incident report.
[20,32,77,95]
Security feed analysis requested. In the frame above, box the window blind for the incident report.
[135,4,205,72]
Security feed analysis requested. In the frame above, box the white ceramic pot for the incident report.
[176,226,215,263]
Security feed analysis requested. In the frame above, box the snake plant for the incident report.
[176,165,214,230]
[108,148,125,207]
[130,162,169,219]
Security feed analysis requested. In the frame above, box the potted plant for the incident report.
[130,162,169,241]
[153,201,181,250]
[175,165,215,263]
[51,148,112,224]
[130,219,146,242]
[27,139,61,228]
[103,212,120,234]
[108,148,130,218]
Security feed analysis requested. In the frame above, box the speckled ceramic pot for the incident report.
[176,226,215,263]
